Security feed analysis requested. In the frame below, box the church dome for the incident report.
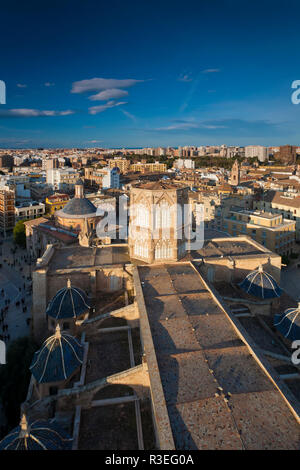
[30,325,84,383]
[274,303,300,341]
[239,265,282,299]
[0,415,72,450]
[46,279,90,319]
[60,197,97,216]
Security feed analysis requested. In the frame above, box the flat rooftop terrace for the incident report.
[137,262,300,450]
[187,238,274,260]
[46,245,130,272]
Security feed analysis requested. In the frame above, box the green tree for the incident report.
[13,220,26,248]
[0,336,39,434]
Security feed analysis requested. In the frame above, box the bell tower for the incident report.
[231,160,240,186]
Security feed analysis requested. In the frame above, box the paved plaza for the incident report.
[0,237,32,345]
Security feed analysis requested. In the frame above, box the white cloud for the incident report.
[121,109,137,122]
[44,82,55,87]
[88,140,103,143]
[201,68,220,73]
[154,120,227,131]
[88,101,127,115]
[71,77,144,94]
[0,108,75,117]
[89,88,128,101]
[17,84,27,88]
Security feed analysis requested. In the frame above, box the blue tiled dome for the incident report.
[46,279,90,319]
[239,265,282,299]
[0,415,72,450]
[30,325,84,383]
[274,303,300,341]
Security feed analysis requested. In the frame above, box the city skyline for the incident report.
[1,1,300,148]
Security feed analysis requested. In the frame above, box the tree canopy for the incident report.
[13,220,26,248]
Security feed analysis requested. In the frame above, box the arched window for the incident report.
[136,204,149,228]
[155,241,172,259]
[155,203,171,229]
[134,240,149,258]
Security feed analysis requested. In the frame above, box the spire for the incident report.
[67,278,71,289]
[19,414,30,439]
[258,264,263,273]
[54,323,62,339]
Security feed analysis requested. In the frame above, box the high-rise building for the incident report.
[0,186,15,234]
[274,145,297,164]
[245,145,268,162]
[102,167,120,189]
[0,154,14,170]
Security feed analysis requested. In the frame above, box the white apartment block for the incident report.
[245,145,268,162]
[102,167,120,189]
[15,201,46,221]
[46,168,79,191]
[174,159,195,169]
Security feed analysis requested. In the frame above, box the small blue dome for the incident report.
[274,303,300,341]
[239,265,282,299]
[30,325,84,383]
[0,415,72,450]
[46,279,90,319]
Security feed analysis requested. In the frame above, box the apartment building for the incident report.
[108,158,131,173]
[130,162,167,173]
[0,154,14,170]
[274,145,297,164]
[223,208,295,255]
[46,168,79,191]
[84,167,120,189]
[174,159,195,169]
[15,201,46,221]
[245,145,268,162]
[254,190,300,240]
[0,186,15,233]
[45,193,70,215]
[102,167,120,189]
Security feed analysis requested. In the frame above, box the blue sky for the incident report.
[1,0,300,148]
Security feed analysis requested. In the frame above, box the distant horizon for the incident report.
[0,143,298,151]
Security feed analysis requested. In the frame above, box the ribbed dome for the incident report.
[0,415,72,450]
[60,196,97,216]
[274,303,300,341]
[239,265,282,299]
[46,279,90,319]
[30,325,84,383]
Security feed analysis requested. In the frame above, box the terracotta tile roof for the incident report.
[264,190,300,208]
